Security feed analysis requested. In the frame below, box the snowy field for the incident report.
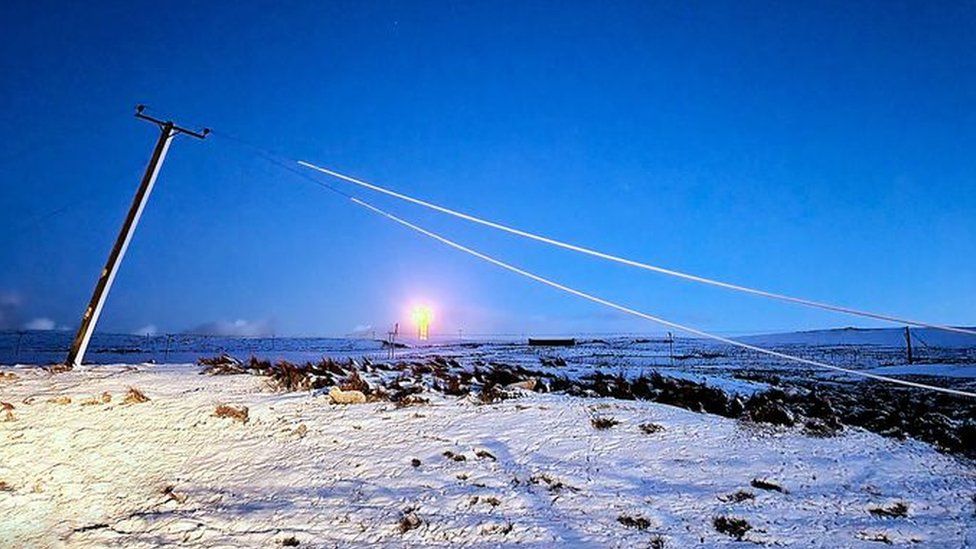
[1,361,975,547]
[1,329,975,547]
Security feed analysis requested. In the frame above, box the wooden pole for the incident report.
[63,106,207,369]
[904,326,914,365]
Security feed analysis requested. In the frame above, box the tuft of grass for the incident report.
[214,404,249,424]
[161,485,187,504]
[198,354,246,375]
[529,473,576,493]
[649,535,667,549]
[1,402,14,422]
[713,515,752,540]
[48,395,71,405]
[476,449,497,461]
[123,387,150,405]
[751,478,786,493]
[868,502,909,518]
[0,480,13,492]
[281,536,300,546]
[591,416,620,430]
[639,422,665,434]
[617,514,651,530]
[81,392,112,406]
[719,490,756,503]
[443,450,466,462]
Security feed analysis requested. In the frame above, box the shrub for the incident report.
[591,416,619,430]
[214,404,249,424]
[869,502,908,518]
[713,515,751,540]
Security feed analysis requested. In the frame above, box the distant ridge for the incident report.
[739,326,976,348]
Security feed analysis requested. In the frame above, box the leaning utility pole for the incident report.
[62,106,208,370]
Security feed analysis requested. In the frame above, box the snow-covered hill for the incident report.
[739,326,976,348]
[1,363,974,547]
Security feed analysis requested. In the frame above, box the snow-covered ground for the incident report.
[2,363,974,547]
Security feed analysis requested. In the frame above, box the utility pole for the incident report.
[387,322,399,360]
[667,331,674,366]
[904,326,914,365]
[62,106,208,370]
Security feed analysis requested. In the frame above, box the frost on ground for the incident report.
[1,364,975,547]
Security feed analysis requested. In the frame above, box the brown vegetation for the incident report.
[123,387,150,404]
[81,392,112,406]
[869,502,908,518]
[591,416,619,430]
[713,515,752,540]
[639,422,665,434]
[214,404,249,424]
[617,514,651,530]
[1,402,14,422]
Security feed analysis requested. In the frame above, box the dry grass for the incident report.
[214,404,249,424]
[751,478,787,493]
[442,450,466,462]
[47,395,72,405]
[718,490,756,503]
[529,473,577,493]
[198,354,247,375]
[123,387,150,405]
[475,449,497,461]
[639,422,665,434]
[1,401,14,422]
[470,495,501,508]
[0,480,13,492]
[591,416,619,430]
[713,515,752,540]
[161,485,188,504]
[869,502,909,518]
[617,514,652,530]
[81,392,112,406]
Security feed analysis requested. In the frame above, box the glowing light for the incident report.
[411,305,433,341]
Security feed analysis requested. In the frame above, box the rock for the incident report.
[328,386,366,405]
[505,378,537,392]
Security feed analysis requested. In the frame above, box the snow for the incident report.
[2,363,974,547]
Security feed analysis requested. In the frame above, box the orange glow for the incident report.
[411,305,433,340]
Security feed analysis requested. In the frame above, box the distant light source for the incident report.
[411,306,433,341]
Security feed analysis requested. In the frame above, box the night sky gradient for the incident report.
[1,1,974,338]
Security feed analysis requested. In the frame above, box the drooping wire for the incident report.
[214,134,976,398]
[297,160,976,337]
[348,197,976,398]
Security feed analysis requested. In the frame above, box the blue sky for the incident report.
[1,1,974,338]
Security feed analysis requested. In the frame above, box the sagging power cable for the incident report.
[298,160,976,337]
[214,134,975,398]
[346,197,976,398]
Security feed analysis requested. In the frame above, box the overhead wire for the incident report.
[214,134,976,398]
[297,160,976,337]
